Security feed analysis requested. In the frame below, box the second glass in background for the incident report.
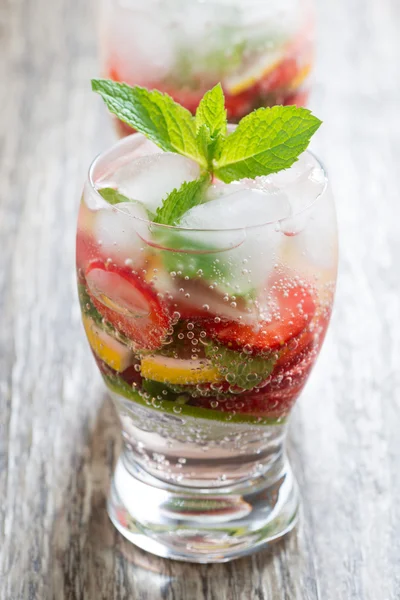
[100,0,314,137]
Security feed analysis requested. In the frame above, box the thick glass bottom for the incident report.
[107,451,299,563]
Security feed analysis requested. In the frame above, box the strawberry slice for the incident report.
[85,260,171,350]
[207,284,316,354]
[168,278,257,324]
[191,391,295,420]
[283,89,310,107]
[258,57,300,95]
[275,326,314,368]
[276,309,330,368]
[224,90,256,121]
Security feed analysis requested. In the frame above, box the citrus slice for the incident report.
[141,355,223,385]
[83,315,134,372]
[224,48,285,96]
[288,62,312,91]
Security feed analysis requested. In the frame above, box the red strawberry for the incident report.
[258,58,300,95]
[108,66,121,81]
[115,507,129,529]
[207,284,316,354]
[119,363,143,387]
[191,391,294,420]
[224,90,256,121]
[192,346,318,419]
[276,327,314,368]
[283,89,310,107]
[276,309,330,368]
[168,297,212,321]
[85,260,171,350]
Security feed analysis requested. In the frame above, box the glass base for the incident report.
[107,453,300,563]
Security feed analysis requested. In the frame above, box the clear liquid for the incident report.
[113,393,286,487]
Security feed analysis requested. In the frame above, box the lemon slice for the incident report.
[141,355,223,385]
[83,315,134,372]
[224,48,285,96]
[289,62,312,90]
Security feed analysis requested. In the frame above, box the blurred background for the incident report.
[0,0,399,598]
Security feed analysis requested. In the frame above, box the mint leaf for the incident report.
[195,83,227,139]
[98,187,155,220]
[205,342,276,390]
[153,174,210,226]
[155,232,233,288]
[153,227,256,296]
[92,79,207,168]
[98,187,131,205]
[214,106,322,183]
[196,124,212,163]
[195,84,227,164]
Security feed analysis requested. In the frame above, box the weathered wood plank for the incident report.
[1,0,400,598]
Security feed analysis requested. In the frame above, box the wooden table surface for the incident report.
[1,0,400,598]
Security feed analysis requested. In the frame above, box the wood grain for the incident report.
[1,0,400,598]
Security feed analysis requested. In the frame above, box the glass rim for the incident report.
[87,132,328,234]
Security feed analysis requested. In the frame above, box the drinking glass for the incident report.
[76,133,337,562]
[99,0,314,137]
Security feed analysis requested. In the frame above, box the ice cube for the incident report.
[205,180,248,202]
[179,188,291,295]
[301,187,337,269]
[274,154,336,272]
[112,153,201,214]
[94,201,150,266]
[177,1,239,44]
[255,152,317,189]
[245,0,300,35]
[231,153,327,235]
[273,153,327,235]
[107,7,174,84]
[281,186,337,271]
[127,136,163,159]
[179,3,216,42]
[180,188,291,229]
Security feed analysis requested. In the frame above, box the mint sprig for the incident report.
[153,174,210,226]
[92,79,322,224]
